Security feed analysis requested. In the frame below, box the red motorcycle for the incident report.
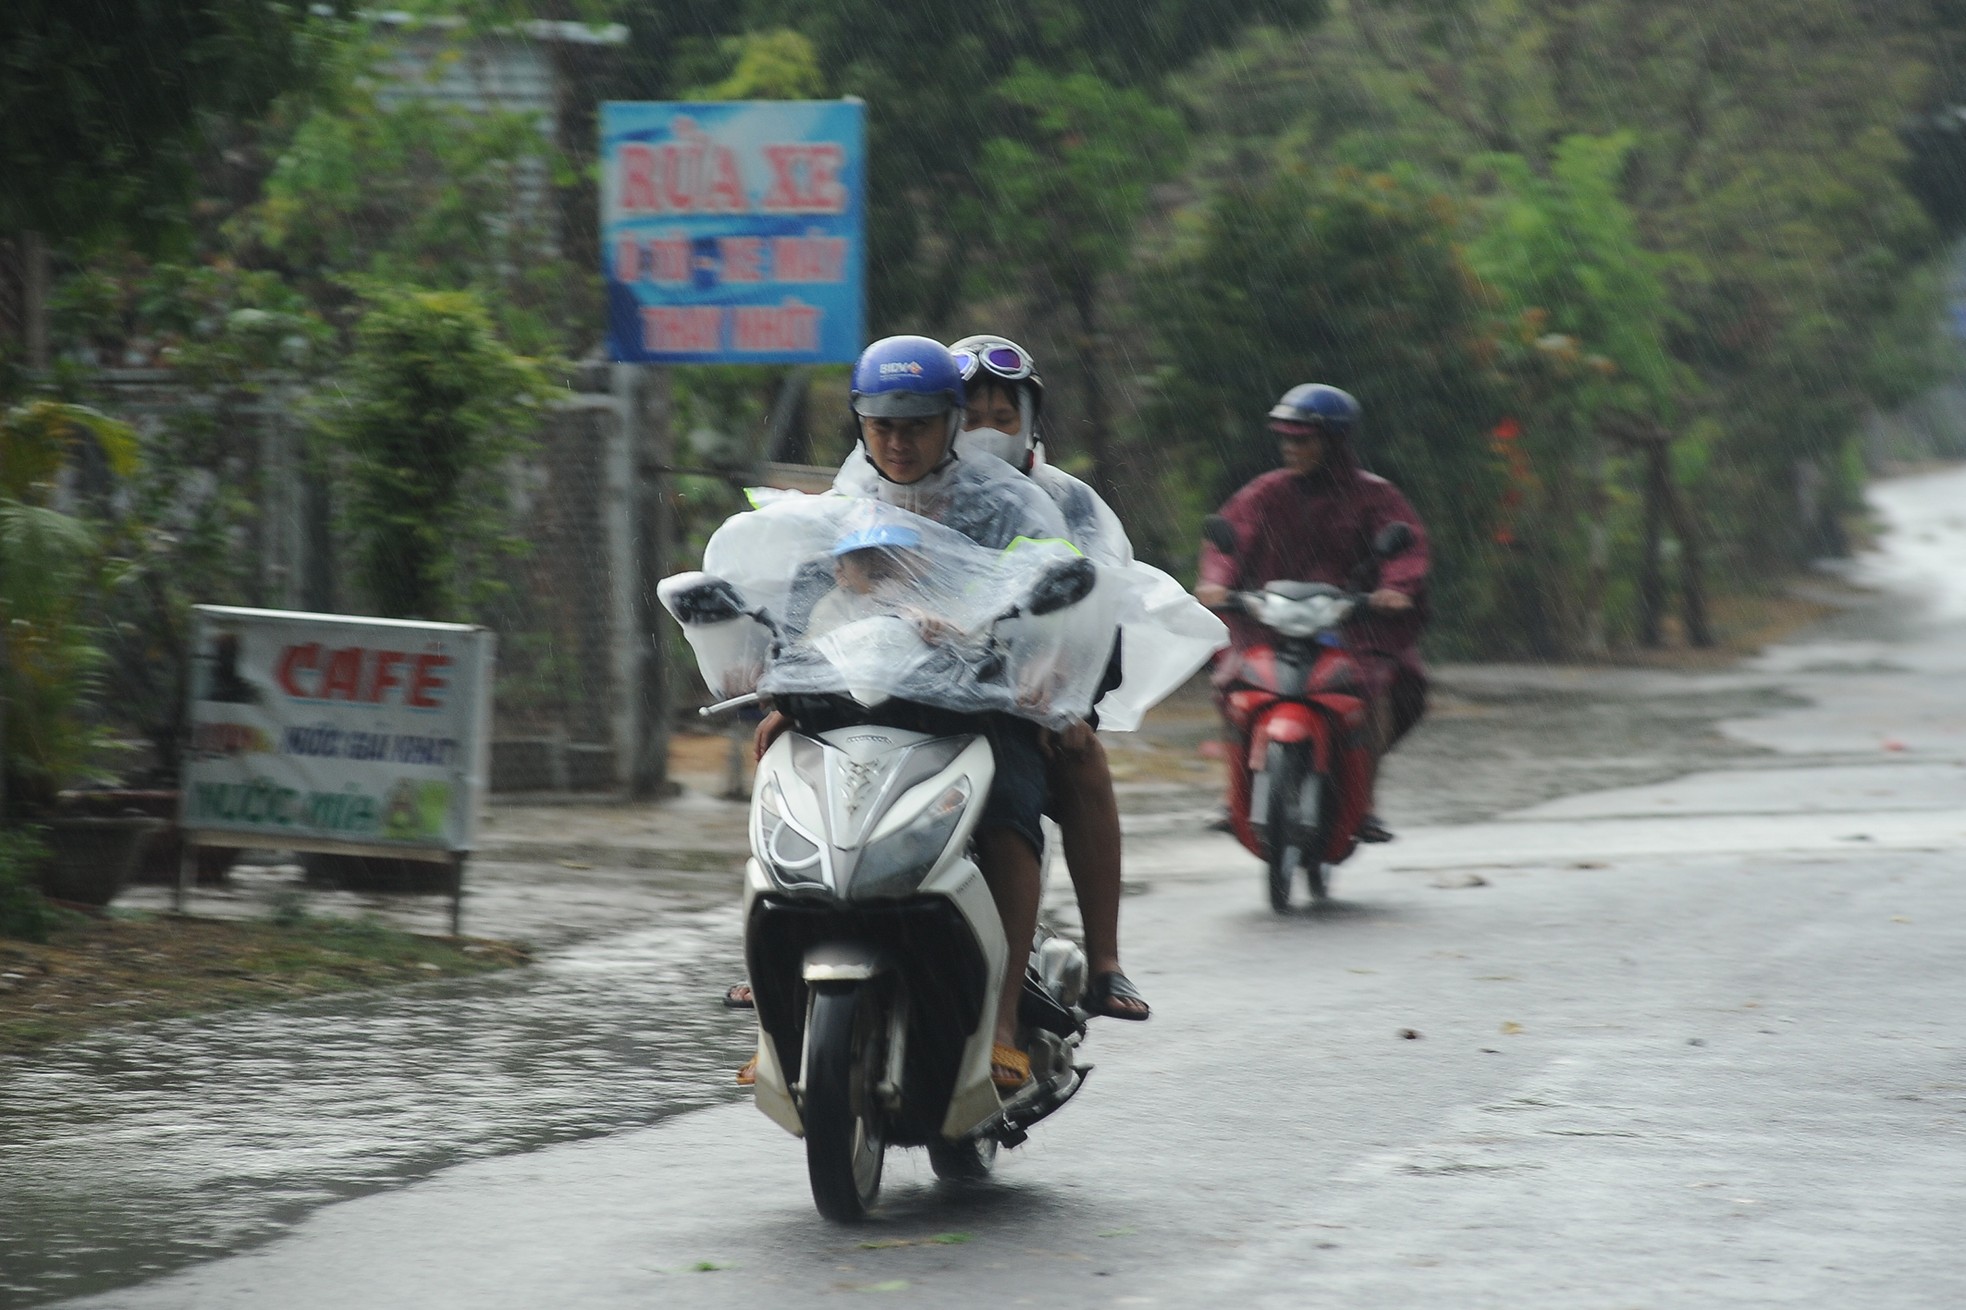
[1202,516,1414,911]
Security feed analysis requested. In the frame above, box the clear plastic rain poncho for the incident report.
[658,493,1123,729]
[830,444,1067,550]
[835,451,1228,732]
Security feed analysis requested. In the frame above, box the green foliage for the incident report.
[972,64,1187,307]
[0,0,340,247]
[0,502,108,809]
[741,0,1324,326]
[1467,135,1679,412]
[1151,0,1956,652]
[250,40,589,357]
[1144,167,1509,645]
[0,400,137,502]
[688,29,825,100]
[325,285,545,621]
[0,826,54,942]
[20,0,1966,668]
[0,400,133,804]
[45,260,334,783]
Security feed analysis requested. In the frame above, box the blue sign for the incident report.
[601,100,866,365]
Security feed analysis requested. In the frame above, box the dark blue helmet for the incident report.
[1268,383,1361,436]
[850,335,964,419]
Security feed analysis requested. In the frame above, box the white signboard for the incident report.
[180,606,495,856]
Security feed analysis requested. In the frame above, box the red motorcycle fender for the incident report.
[1249,702,1327,773]
[1224,688,1274,733]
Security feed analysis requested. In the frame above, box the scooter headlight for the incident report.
[849,780,970,901]
[757,777,823,887]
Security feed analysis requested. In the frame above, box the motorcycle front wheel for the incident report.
[927,1134,998,1181]
[1264,744,1326,911]
[1265,745,1305,912]
[804,983,889,1222]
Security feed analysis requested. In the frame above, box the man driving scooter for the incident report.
[1195,384,1431,841]
[745,335,1077,1092]
[832,333,1153,1019]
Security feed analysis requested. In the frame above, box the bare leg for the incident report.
[973,826,1041,1057]
[1047,730,1135,990]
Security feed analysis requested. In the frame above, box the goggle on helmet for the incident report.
[950,335,1045,415]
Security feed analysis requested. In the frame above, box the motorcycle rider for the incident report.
[1194,384,1430,841]
[749,335,1077,1091]
[944,333,1148,1021]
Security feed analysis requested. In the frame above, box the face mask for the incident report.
[954,392,1036,469]
[955,424,1028,467]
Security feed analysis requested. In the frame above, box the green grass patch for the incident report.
[0,912,531,1055]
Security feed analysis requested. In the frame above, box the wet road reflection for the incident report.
[0,904,751,1307]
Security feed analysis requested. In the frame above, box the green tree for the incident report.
[247,32,586,357]
[744,0,1326,328]
[1144,167,1508,647]
[1157,0,1949,649]
[0,0,336,248]
[326,286,544,621]
[969,64,1186,494]
[1464,134,1684,653]
[0,401,136,813]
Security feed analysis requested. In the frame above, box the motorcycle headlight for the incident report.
[1262,594,1349,638]
[848,780,970,901]
[757,777,823,887]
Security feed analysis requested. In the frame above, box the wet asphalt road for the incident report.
[9,466,1966,1309]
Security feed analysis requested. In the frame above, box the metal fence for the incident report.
[90,364,667,795]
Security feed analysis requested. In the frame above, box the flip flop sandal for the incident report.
[990,1043,1031,1091]
[1085,970,1151,1021]
[736,1053,758,1086]
[723,983,755,1010]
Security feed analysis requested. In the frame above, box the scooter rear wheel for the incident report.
[804,983,888,1222]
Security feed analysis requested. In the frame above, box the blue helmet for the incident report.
[850,335,964,419]
[1268,383,1361,436]
[832,522,922,555]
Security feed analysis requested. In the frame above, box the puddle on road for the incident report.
[0,906,753,1308]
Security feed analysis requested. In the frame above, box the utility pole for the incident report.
[631,369,674,799]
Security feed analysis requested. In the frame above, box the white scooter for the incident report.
[665,560,1099,1222]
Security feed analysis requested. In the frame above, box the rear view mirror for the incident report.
[1202,515,1238,555]
[1372,522,1414,558]
[666,573,749,626]
[1025,556,1098,616]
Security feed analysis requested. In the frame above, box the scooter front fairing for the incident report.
[742,722,1010,1147]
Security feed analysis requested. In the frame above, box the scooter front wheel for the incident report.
[804,983,888,1222]
[1265,745,1307,913]
[927,1134,998,1181]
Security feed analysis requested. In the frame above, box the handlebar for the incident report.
[698,691,764,719]
[1207,587,1375,615]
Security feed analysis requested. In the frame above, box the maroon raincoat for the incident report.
[1198,449,1431,723]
